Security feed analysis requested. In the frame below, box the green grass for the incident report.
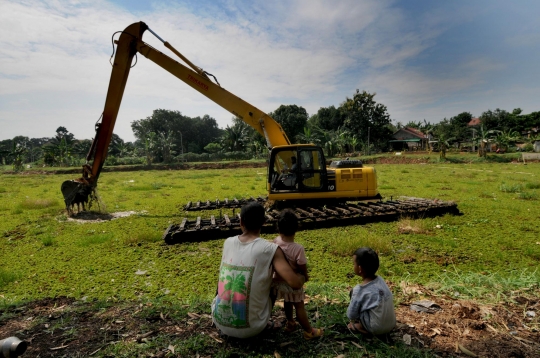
[428,268,540,303]
[0,269,20,289]
[499,182,523,193]
[17,198,60,210]
[525,182,540,189]
[1,162,540,357]
[78,233,114,246]
[0,164,539,303]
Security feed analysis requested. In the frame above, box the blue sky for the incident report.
[1,0,539,141]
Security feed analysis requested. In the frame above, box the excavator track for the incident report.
[163,197,460,244]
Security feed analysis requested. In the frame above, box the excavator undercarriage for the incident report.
[162,196,460,244]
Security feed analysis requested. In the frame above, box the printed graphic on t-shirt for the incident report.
[214,263,254,328]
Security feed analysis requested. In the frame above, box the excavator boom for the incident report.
[62,22,460,240]
[62,21,290,211]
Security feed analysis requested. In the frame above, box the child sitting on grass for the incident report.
[347,247,396,335]
[272,209,323,340]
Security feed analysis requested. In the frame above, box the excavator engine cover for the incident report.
[329,160,363,168]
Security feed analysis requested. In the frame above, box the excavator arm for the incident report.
[61,21,291,212]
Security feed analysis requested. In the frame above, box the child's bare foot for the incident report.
[347,322,369,334]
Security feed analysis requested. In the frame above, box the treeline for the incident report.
[1,90,539,170]
[400,109,540,158]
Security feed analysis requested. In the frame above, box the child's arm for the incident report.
[346,286,363,321]
[297,264,309,282]
[296,245,309,281]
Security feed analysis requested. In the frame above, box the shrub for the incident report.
[499,182,523,193]
[523,143,534,152]
[0,269,19,289]
[518,192,538,200]
[42,235,55,247]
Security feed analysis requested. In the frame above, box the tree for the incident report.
[221,121,249,152]
[158,131,176,163]
[432,121,455,159]
[131,109,222,160]
[449,112,473,148]
[494,130,520,152]
[349,135,359,153]
[309,105,345,131]
[55,127,75,143]
[204,142,222,154]
[334,127,350,155]
[473,125,498,157]
[480,109,513,132]
[295,126,320,145]
[340,90,393,152]
[268,105,308,143]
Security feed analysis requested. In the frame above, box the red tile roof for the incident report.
[403,127,425,137]
[468,118,481,126]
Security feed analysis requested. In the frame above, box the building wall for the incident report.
[393,129,422,141]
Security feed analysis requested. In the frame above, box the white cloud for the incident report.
[0,0,538,142]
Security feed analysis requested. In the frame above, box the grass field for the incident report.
[1,161,539,357]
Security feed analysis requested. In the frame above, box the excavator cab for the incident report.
[268,145,328,194]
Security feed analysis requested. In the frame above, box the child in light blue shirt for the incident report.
[347,247,396,335]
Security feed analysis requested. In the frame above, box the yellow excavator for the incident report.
[61,22,458,242]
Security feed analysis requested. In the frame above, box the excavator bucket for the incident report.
[61,180,94,214]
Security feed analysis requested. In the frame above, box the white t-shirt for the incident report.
[212,236,278,338]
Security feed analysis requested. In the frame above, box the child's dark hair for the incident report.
[240,202,266,232]
[353,247,379,278]
[277,209,298,236]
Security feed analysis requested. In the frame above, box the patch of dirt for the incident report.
[66,211,143,223]
[1,289,538,357]
[394,284,539,357]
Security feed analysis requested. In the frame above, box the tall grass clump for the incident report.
[499,182,523,193]
[429,268,540,303]
[151,182,166,190]
[18,198,59,210]
[397,218,431,235]
[78,233,114,246]
[41,235,55,247]
[124,229,162,244]
[517,192,538,200]
[0,187,6,193]
[525,182,540,190]
[0,269,20,289]
[328,227,391,257]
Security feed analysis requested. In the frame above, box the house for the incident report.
[389,127,429,151]
[468,117,481,127]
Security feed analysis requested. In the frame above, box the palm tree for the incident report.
[158,131,176,163]
[296,126,320,145]
[494,130,521,152]
[144,132,157,166]
[431,128,455,160]
[221,123,248,152]
[8,142,27,171]
[349,135,359,153]
[473,125,498,157]
[334,127,350,155]
[421,120,434,151]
